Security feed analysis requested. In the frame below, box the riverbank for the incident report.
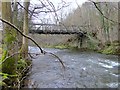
[101,42,120,55]
[41,43,120,55]
[28,33,120,55]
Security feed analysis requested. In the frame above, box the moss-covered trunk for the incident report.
[1,2,18,86]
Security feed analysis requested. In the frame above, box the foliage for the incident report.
[87,39,96,50]
[102,42,120,55]
[0,48,2,54]
[53,44,71,49]
[0,50,7,62]
[0,81,7,87]
[4,29,16,45]
[62,2,118,51]
[0,71,18,87]
[0,58,31,88]
[17,59,28,71]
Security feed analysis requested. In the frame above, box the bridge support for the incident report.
[77,32,86,48]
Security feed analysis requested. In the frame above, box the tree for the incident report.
[1,1,18,86]
[0,0,65,88]
[20,0,30,58]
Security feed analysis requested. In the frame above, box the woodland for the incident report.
[0,0,119,89]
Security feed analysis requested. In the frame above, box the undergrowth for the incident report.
[0,54,32,89]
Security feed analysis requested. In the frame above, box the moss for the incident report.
[54,45,70,49]
[0,48,2,54]
[2,57,16,74]
[4,29,16,45]
[43,44,71,49]
[102,44,120,55]
[0,50,7,61]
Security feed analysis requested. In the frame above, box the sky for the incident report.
[30,0,87,8]
[30,0,88,24]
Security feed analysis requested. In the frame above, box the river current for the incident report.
[25,46,119,88]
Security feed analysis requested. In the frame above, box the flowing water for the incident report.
[25,46,119,88]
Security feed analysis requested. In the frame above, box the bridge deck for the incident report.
[29,30,83,34]
[29,24,85,35]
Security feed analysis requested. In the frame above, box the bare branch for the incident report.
[0,18,44,53]
[89,0,118,24]
[45,51,65,70]
[0,18,65,69]
[17,2,38,19]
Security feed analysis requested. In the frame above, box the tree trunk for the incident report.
[1,2,18,87]
[2,2,17,74]
[105,3,110,44]
[21,1,30,58]
[118,2,120,44]
[97,3,107,43]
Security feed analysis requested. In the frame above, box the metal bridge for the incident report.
[29,23,86,35]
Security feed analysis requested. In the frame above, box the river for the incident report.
[25,46,119,88]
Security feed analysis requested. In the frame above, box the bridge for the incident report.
[29,23,87,35]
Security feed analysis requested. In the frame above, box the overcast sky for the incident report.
[30,0,87,8]
[30,0,88,24]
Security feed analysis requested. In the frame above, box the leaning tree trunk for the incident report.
[20,1,30,58]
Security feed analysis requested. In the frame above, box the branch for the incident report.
[0,18,44,53]
[45,51,65,69]
[17,2,39,19]
[89,0,118,24]
[0,18,65,69]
